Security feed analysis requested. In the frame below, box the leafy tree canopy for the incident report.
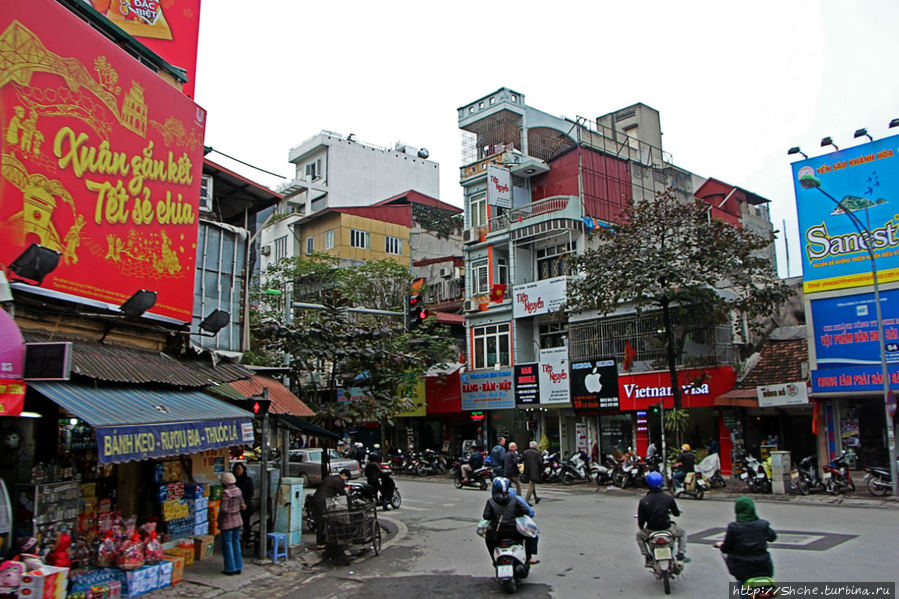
[566,189,793,409]
[250,255,456,427]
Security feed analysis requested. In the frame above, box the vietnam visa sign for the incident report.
[95,417,254,465]
[0,0,206,321]
[792,135,899,294]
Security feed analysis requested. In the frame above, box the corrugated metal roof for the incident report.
[30,381,253,427]
[22,332,253,387]
[275,414,340,440]
[227,375,314,417]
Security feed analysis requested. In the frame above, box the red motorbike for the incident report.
[822,451,855,495]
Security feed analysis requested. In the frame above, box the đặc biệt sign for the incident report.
[95,418,253,464]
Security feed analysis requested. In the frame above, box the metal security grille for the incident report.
[568,310,734,372]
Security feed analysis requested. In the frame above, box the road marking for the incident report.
[690,528,857,551]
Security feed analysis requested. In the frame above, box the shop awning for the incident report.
[715,388,759,408]
[275,413,341,440]
[31,382,255,464]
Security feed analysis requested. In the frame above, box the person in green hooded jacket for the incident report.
[715,496,777,583]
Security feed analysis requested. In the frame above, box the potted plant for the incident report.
[473,295,490,311]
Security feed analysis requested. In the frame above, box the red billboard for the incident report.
[1,0,206,322]
[616,366,737,411]
[88,0,202,99]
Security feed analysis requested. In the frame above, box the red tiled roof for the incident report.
[227,375,314,417]
[737,337,808,388]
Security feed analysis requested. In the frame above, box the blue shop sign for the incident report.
[96,418,254,464]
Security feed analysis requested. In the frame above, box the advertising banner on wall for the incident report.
[514,363,539,405]
[538,347,569,404]
[570,358,618,415]
[486,163,511,208]
[513,276,567,318]
[792,135,899,294]
[810,290,899,368]
[0,0,206,322]
[461,368,514,410]
[87,0,203,99]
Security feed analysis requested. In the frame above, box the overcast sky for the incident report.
[194,1,899,279]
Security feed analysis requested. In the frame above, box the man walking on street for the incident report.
[522,441,543,504]
[490,437,507,478]
[504,442,522,496]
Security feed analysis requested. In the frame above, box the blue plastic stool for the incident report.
[267,532,288,563]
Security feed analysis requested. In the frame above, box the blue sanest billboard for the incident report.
[792,135,899,294]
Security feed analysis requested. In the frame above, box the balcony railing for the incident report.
[509,196,571,222]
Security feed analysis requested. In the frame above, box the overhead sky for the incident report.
[194,0,899,280]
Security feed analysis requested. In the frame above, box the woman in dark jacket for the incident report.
[716,496,777,583]
[483,477,530,565]
[232,463,254,543]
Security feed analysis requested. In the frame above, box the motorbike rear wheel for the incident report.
[480,479,489,491]
[663,569,671,594]
[561,471,576,486]
[500,577,518,594]
[391,489,402,509]
[796,477,810,495]
[612,470,627,488]
[694,489,704,500]
[452,473,463,489]
[868,476,889,496]
[416,463,428,477]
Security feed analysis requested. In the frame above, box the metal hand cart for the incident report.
[322,497,382,555]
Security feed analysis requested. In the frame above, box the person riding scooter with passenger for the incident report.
[636,471,688,566]
[483,477,531,565]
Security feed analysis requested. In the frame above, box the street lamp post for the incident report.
[799,173,899,497]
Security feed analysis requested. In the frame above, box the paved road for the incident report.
[281,478,899,598]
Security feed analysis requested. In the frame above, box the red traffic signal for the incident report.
[251,398,271,415]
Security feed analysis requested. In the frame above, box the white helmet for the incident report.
[4,431,21,449]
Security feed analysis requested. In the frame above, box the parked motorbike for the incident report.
[864,463,894,497]
[347,470,402,510]
[789,455,826,495]
[451,458,492,490]
[637,516,685,595]
[541,451,563,484]
[696,453,726,488]
[822,451,855,494]
[492,536,530,594]
[560,451,592,485]
[614,455,651,489]
[416,448,446,476]
[593,453,617,486]
[740,455,771,494]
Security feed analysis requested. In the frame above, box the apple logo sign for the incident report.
[585,366,602,393]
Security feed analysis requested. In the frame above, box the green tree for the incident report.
[566,190,793,444]
[252,257,456,430]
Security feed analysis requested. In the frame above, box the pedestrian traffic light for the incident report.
[407,294,429,331]
[251,398,271,416]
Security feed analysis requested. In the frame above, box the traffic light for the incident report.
[407,293,429,331]
[251,397,271,416]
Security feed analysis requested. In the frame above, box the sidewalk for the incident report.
[155,519,398,599]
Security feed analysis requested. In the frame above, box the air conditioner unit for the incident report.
[261,246,271,256]
[439,267,452,278]
[199,174,213,212]
[463,299,478,312]
[462,228,477,243]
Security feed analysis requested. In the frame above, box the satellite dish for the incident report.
[417,148,429,159]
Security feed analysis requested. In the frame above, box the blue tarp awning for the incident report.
[31,382,255,464]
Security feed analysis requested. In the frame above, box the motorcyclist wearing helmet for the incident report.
[483,477,531,565]
[672,444,695,493]
[637,471,687,567]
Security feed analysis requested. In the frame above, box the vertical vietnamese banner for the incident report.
[0,0,206,322]
[87,0,203,99]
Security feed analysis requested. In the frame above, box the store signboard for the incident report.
[461,368,514,410]
[538,347,569,404]
[757,382,809,407]
[487,163,512,208]
[792,135,899,294]
[617,366,737,411]
[570,358,619,414]
[513,276,567,318]
[514,363,539,405]
[95,417,254,464]
[1,0,206,322]
[810,290,899,368]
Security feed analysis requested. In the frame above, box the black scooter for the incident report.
[451,458,492,490]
